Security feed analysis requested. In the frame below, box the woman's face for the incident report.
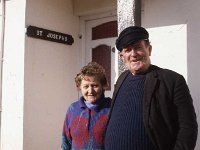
[79,76,103,104]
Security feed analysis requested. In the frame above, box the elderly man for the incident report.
[104,26,198,150]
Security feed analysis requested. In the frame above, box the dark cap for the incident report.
[116,26,149,51]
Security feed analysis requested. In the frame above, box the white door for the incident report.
[85,16,118,98]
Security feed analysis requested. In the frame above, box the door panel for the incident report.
[92,45,111,90]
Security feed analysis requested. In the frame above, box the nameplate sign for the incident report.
[26,26,74,45]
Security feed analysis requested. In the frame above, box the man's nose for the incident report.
[130,49,136,56]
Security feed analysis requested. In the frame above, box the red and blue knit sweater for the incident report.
[61,95,111,150]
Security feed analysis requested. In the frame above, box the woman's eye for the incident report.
[94,84,100,88]
[83,86,88,89]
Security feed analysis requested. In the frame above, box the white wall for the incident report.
[1,0,26,149]
[142,0,200,149]
[24,0,80,150]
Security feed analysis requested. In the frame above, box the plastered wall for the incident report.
[24,0,80,149]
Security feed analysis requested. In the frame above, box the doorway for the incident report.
[83,15,118,97]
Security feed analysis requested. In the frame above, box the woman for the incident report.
[61,62,111,150]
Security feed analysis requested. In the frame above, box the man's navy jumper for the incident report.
[105,72,155,150]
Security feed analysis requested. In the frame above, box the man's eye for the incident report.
[135,46,143,50]
[125,48,131,52]
[137,47,142,49]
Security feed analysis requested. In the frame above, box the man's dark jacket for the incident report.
[108,65,198,150]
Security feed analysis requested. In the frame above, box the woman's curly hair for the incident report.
[75,62,109,89]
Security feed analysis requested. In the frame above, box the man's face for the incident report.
[80,76,103,104]
[120,40,152,75]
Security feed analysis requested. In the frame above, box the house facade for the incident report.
[0,0,199,150]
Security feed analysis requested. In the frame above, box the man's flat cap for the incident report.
[116,26,149,51]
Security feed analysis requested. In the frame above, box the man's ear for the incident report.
[119,52,124,62]
[149,45,152,56]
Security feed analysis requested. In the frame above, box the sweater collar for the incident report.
[78,94,107,112]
